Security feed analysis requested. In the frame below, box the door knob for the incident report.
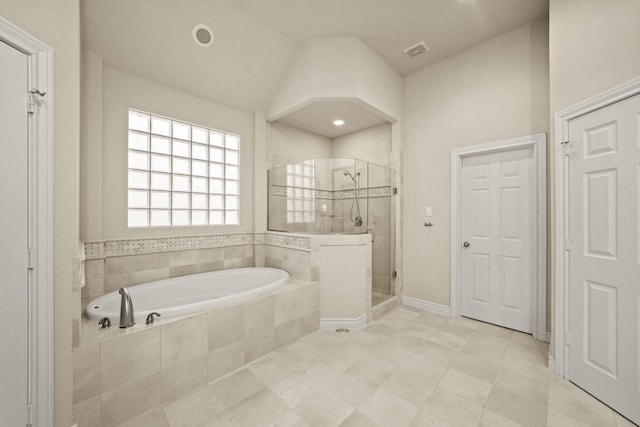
[463,242,470,247]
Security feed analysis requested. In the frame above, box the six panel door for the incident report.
[461,147,534,333]
[568,93,640,425]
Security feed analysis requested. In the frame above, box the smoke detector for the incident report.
[403,41,429,58]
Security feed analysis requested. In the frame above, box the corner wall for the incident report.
[80,58,256,241]
[548,0,640,357]
[402,19,550,308]
[0,2,81,426]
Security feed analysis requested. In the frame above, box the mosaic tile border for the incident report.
[271,185,392,200]
[83,232,311,259]
[262,233,311,251]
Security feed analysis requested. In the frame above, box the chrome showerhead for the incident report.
[342,170,360,181]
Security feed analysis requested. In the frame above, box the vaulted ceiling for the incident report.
[81,0,548,114]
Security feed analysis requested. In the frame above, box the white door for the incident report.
[461,147,534,333]
[568,93,640,425]
[0,40,30,425]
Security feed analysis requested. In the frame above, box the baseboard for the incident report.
[319,314,367,330]
[402,295,451,316]
[548,355,556,373]
[546,331,551,344]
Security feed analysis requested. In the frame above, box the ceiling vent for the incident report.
[403,41,429,58]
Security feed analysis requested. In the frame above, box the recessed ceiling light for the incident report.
[333,119,345,127]
[192,24,214,47]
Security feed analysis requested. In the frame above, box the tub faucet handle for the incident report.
[145,312,161,325]
[98,317,111,328]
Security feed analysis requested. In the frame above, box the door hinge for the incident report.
[560,140,570,157]
[565,332,571,346]
[26,403,33,426]
[564,239,571,251]
[27,248,35,270]
[392,270,397,279]
[27,89,46,115]
[392,187,398,195]
[27,93,35,114]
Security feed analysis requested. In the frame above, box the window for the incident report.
[286,160,315,223]
[127,110,240,227]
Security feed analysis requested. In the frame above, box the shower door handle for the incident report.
[463,241,470,248]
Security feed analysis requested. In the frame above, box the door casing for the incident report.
[553,76,640,377]
[451,134,547,342]
[0,17,53,427]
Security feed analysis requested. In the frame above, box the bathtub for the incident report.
[85,267,289,323]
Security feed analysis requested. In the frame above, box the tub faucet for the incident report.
[118,287,135,328]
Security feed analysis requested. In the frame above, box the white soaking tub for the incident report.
[85,267,289,322]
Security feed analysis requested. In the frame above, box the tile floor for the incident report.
[116,306,637,427]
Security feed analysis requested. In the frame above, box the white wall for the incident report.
[550,0,640,113]
[268,122,331,166]
[0,2,80,426]
[81,62,256,239]
[547,0,640,356]
[402,18,549,307]
[268,37,403,122]
[331,123,392,166]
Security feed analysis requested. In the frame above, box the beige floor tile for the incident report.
[413,340,459,365]
[451,352,501,383]
[547,378,617,426]
[293,390,354,427]
[382,356,445,406]
[362,322,397,340]
[438,368,493,407]
[416,387,483,427]
[484,386,547,427]
[339,411,381,427]
[116,408,170,427]
[163,385,226,427]
[327,371,379,406]
[479,409,526,427]
[461,338,507,365]
[358,387,419,427]
[227,388,290,426]
[271,410,312,427]
[344,354,397,385]
[615,413,638,427]
[269,366,334,408]
[210,369,265,408]
[546,407,592,427]
[429,330,469,352]
[493,367,549,404]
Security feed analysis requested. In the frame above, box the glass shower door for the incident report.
[367,162,396,305]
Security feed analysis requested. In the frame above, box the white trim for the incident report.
[553,76,640,378]
[319,315,367,330]
[402,295,451,316]
[450,134,547,341]
[0,17,53,427]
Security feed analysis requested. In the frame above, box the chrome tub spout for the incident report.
[118,287,135,328]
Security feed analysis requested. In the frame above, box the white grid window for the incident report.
[127,110,240,227]
[286,160,315,223]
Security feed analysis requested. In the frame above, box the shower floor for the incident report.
[372,291,392,306]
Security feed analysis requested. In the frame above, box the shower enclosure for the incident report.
[268,158,396,304]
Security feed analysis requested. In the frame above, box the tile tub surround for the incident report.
[73,279,320,427]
